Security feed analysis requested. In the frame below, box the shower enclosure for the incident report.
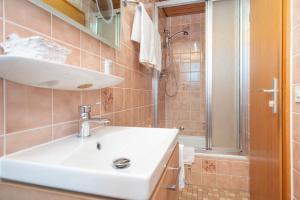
[153,0,250,154]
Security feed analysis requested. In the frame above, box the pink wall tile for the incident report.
[0,136,3,156]
[53,90,80,123]
[294,25,300,55]
[231,161,249,176]
[5,0,51,36]
[294,54,300,84]
[6,127,52,154]
[0,0,153,155]
[231,176,249,191]
[0,19,2,43]
[100,43,115,61]
[53,121,78,139]
[202,159,216,173]
[81,32,100,56]
[294,170,300,199]
[294,142,300,172]
[294,0,300,26]
[216,160,232,175]
[6,81,52,133]
[0,80,3,135]
[293,113,300,142]
[5,21,47,38]
[81,51,101,71]
[0,0,2,18]
[82,90,101,116]
[202,173,216,187]
[113,88,124,112]
[101,88,113,114]
[216,174,232,189]
[54,40,80,67]
[52,16,80,47]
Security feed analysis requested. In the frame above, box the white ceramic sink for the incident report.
[0,126,178,200]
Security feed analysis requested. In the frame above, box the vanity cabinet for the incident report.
[151,144,179,200]
[0,143,179,200]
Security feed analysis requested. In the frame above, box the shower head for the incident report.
[163,29,189,48]
[169,30,189,39]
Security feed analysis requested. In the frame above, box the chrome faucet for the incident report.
[78,105,110,138]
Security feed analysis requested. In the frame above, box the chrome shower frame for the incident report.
[152,0,250,155]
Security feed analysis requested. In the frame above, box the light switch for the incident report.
[295,86,300,103]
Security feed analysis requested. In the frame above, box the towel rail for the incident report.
[122,0,140,6]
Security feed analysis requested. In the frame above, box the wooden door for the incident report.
[250,0,283,200]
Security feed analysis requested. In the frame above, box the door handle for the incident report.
[260,78,278,114]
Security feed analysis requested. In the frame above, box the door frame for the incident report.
[282,0,291,199]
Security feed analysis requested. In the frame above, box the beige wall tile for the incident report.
[53,90,80,123]
[5,0,51,35]
[52,16,80,47]
[6,81,52,133]
[6,127,52,154]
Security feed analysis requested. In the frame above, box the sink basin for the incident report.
[0,126,178,200]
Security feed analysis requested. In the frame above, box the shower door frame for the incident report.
[153,0,249,154]
[205,0,250,153]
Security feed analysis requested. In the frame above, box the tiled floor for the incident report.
[179,184,250,200]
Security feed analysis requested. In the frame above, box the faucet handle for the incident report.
[79,102,101,114]
[79,105,91,114]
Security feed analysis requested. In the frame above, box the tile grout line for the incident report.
[50,13,54,141]
[2,0,6,156]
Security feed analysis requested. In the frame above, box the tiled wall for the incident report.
[292,0,300,199]
[0,0,154,156]
[159,13,207,136]
[185,155,249,191]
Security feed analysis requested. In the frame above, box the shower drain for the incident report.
[113,158,131,169]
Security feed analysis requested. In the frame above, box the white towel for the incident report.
[131,3,161,71]
[179,144,185,189]
[183,146,195,164]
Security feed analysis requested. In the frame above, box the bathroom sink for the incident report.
[0,126,178,200]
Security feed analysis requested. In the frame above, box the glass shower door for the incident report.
[206,0,249,152]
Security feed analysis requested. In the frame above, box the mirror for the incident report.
[96,0,114,23]
[30,0,121,49]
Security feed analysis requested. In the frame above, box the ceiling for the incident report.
[161,2,205,17]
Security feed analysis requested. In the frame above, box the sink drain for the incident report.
[113,158,131,169]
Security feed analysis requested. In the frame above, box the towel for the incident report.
[131,3,161,71]
[179,144,185,189]
[183,146,195,164]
